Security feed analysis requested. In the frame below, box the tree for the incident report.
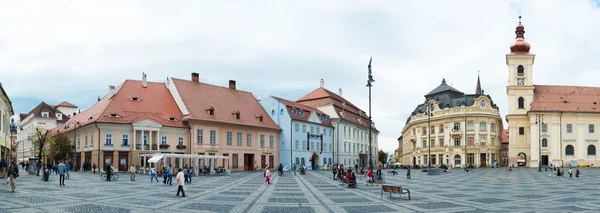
[392,155,400,163]
[33,128,49,176]
[378,150,388,165]
[49,132,71,164]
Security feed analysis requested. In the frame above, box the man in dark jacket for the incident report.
[105,163,112,181]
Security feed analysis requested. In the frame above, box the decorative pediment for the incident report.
[133,119,163,128]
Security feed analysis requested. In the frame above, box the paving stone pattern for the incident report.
[2,168,600,212]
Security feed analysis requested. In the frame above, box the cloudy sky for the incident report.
[1,1,599,154]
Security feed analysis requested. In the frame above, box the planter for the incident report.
[159,144,170,149]
[176,145,187,149]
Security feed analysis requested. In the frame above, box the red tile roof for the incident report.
[501,129,509,143]
[58,80,186,133]
[172,78,281,130]
[530,85,600,113]
[24,102,70,123]
[56,101,78,108]
[297,87,376,131]
[272,96,333,127]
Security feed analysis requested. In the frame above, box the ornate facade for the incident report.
[401,77,503,168]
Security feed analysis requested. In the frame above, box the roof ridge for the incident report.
[171,77,255,95]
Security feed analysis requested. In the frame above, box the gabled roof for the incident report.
[272,96,333,127]
[0,83,14,115]
[25,102,70,123]
[59,80,186,133]
[425,78,463,97]
[530,85,600,113]
[56,101,78,108]
[171,78,281,130]
[296,87,376,130]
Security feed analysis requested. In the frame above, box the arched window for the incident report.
[280,109,284,115]
[588,145,596,155]
[566,145,575,156]
[271,110,275,116]
[542,138,548,147]
[518,97,525,109]
[517,65,524,76]
[480,100,486,108]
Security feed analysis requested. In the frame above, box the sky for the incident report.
[1,1,599,155]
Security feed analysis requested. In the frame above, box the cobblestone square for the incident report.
[1,168,600,212]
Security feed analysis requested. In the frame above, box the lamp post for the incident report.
[366,57,375,169]
[536,114,544,172]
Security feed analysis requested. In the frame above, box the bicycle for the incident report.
[100,171,119,181]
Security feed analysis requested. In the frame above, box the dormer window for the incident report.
[232,111,241,119]
[110,113,119,117]
[256,115,264,122]
[291,109,297,115]
[42,112,49,118]
[480,100,486,108]
[169,117,176,121]
[206,107,215,115]
[299,111,304,117]
[56,113,62,120]
[128,97,142,101]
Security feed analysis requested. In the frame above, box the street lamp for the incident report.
[536,114,544,172]
[366,57,375,169]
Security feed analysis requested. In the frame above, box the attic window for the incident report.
[291,109,297,115]
[299,111,304,117]
[169,117,177,121]
[256,115,264,122]
[42,112,49,118]
[110,113,120,117]
[232,111,241,119]
[326,118,330,122]
[206,107,215,115]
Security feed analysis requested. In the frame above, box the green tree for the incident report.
[392,155,400,163]
[378,150,388,165]
[49,132,71,164]
[32,128,49,176]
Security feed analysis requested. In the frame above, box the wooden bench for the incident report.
[381,185,410,200]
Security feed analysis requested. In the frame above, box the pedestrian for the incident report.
[355,164,358,173]
[264,165,271,184]
[58,160,66,186]
[105,163,112,181]
[367,167,373,184]
[184,167,189,184]
[278,163,284,176]
[25,162,29,173]
[7,162,18,192]
[130,165,137,181]
[376,169,383,184]
[569,167,573,179]
[92,162,97,173]
[151,167,159,182]
[333,165,338,180]
[65,162,71,179]
[162,167,168,184]
[176,168,185,197]
[576,168,581,178]
[406,166,411,179]
[188,168,193,183]
[167,165,173,185]
[292,163,296,176]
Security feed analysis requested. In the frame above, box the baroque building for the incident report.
[0,83,14,163]
[401,77,503,168]
[506,17,600,167]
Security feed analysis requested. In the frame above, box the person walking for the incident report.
[367,167,373,184]
[105,163,112,181]
[278,163,284,176]
[65,162,71,179]
[167,165,173,185]
[130,165,136,181]
[333,165,338,180]
[568,167,573,179]
[176,168,185,197]
[576,168,581,178]
[354,164,358,173]
[162,167,168,184]
[82,161,87,172]
[57,160,66,186]
[292,163,296,176]
[151,167,159,182]
[183,167,189,184]
[188,168,193,183]
[8,162,19,192]
[25,162,29,173]
[406,166,411,179]
[92,162,97,173]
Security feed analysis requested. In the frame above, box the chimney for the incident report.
[229,80,236,90]
[142,72,147,88]
[108,85,115,97]
[97,96,101,102]
[191,72,199,83]
[338,88,343,96]
[320,79,324,88]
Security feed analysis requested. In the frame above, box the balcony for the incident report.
[451,129,462,135]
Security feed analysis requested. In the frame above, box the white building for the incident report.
[0,83,14,162]
[296,80,379,169]
[16,102,75,162]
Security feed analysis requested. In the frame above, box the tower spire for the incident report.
[475,71,482,95]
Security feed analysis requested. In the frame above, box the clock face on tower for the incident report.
[517,78,524,86]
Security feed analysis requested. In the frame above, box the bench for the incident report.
[381,185,410,200]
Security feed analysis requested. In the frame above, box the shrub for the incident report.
[176,145,187,149]
[468,164,475,169]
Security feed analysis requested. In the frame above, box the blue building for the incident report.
[259,96,333,170]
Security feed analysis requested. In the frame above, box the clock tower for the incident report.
[506,16,535,115]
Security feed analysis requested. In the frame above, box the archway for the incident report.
[412,156,416,167]
[454,155,461,168]
[517,152,527,167]
[311,152,319,170]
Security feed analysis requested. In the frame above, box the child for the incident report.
[264,166,271,184]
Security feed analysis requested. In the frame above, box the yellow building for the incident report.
[401,77,503,168]
[506,17,600,168]
[0,83,14,163]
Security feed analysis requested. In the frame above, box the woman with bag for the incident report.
[264,166,271,184]
[8,162,19,192]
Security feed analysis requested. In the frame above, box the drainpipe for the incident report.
[95,122,101,171]
[560,112,563,167]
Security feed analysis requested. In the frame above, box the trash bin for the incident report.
[43,169,49,182]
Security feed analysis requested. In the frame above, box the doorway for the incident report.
[311,153,319,170]
[413,156,416,167]
[244,154,254,171]
[261,155,266,168]
[118,152,128,172]
[480,153,487,167]
[542,155,549,166]
[269,155,274,170]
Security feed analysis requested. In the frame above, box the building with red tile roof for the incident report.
[505,17,600,168]
[54,73,189,172]
[296,79,379,168]
[168,73,281,171]
[501,129,509,166]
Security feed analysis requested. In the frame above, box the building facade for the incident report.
[56,74,189,172]
[506,17,600,167]
[16,102,72,162]
[501,129,509,166]
[259,96,333,170]
[0,83,14,162]
[167,73,281,171]
[401,77,503,168]
[296,80,379,169]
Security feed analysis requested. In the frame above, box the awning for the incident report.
[147,155,164,163]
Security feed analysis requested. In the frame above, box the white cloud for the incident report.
[1,0,599,154]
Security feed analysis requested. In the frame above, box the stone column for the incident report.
[133,129,137,151]
[141,130,145,150]
[149,130,153,151]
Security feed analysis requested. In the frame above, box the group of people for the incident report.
[82,161,98,173]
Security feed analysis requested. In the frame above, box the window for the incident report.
[210,130,216,145]
[280,109,284,115]
[517,65,524,76]
[260,135,265,147]
[467,122,474,131]
[310,126,314,134]
[303,125,306,132]
[480,137,486,146]
[588,145,596,155]
[122,133,129,146]
[454,138,460,146]
[85,136,88,147]
[143,135,147,145]
[178,136,184,145]
[518,97,525,109]
[295,124,299,132]
[247,134,252,147]
[90,133,94,147]
[439,139,444,147]
[300,111,304,117]
[453,123,460,130]
[422,140,426,148]
[431,126,435,134]
[480,100,486,108]
[78,136,81,148]
[542,138,547,147]
[233,154,238,168]
[542,124,548,132]
[227,132,232,145]
[304,140,307,151]
[197,129,203,144]
[161,135,167,145]
[42,112,49,117]
[316,127,320,135]
[291,109,296,115]
[295,140,299,150]
[519,127,525,135]
[270,135,274,148]
[343,142,346,152]
[422,127,426,134]
[271,110,275,116]
[567,124,573,133]
[295,157,300,166]
[565,145,574,156]
[105,132,112,145]
[480,123,487,131]
[310,141,314,150]
[491,123,496,132]
[237,132,242,146]
[467,137,474,146]
[57,113,62,120]
[590,124,595,133]
[329,129,332,136]
[439,125,444,133]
